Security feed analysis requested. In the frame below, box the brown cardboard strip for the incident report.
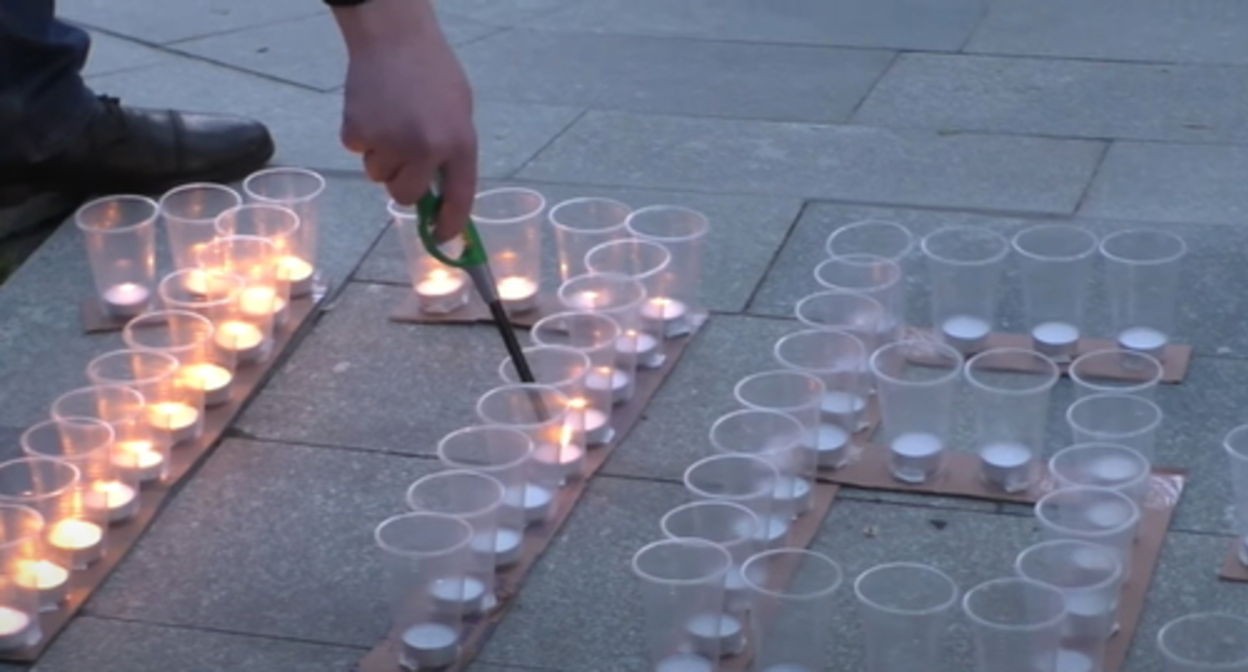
[1103,471,1186,672]
[389,290,565,328]
[79,297,146,334]
[821,443,1053,504]
[908,328,1192,384]
[1218,539,1248,581]
[2,293,326,663]
[355,321,713,672]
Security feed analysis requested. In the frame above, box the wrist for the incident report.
[332,0,441,55]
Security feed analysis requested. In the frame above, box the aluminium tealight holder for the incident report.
[921,226,1009,355]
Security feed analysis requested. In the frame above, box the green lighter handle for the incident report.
[416,190,488,268]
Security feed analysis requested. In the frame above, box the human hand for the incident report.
[333,0,478,242]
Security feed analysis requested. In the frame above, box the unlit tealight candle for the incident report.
[815,424,849,468]
[773,476,813,517]
[401,622,459,669]
[1032,321,1080,357]
[1118,326,1168,356]
[686,612,745,657]
[941,314,991,352]
[429,576,492,615]
[890,432,943,484]
[654,653,714,672]
[471,527,523,568]
[505,484,553,525]
[979,442,1034,493]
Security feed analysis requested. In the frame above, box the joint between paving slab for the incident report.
[845,52,901,123]
[78,613,370,653]
[742,200,812,313]
[1071,141,1115,216]
[955,0,993,53]
[505,108,590,180]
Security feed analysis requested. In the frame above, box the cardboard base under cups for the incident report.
[5,289,329,663]
[79,298,146,334]
[1218,539,1248,582]
[355,317,720,672]
[389,290,566,328]
[909,327,1192,384]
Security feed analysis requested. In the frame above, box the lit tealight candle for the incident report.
[616,329,663,369]
[497,275,538,313]
[87,480,140,524]
[147,401,202,445]
[889,432,944,484]
[112,439,165,483]
[238,286,287,322]
[979,442,1034,493]
[182,268,212,296]
[415,268,469,314]
[277,255,315,297]
[214,320,268,364]
[101,282,150,318]
[941,314,991,353]
[1117,326,1168,357]
[567,397,613,446]
[641,296,692,338]
[0,605,34,650]
[48,518,104,569]
[15,559,69,611]
[400,622,459,669]
[179,362,234,406]
[585,365,632,405]
[685,612,745,658]
[572,290,600,310]
[533,440,585,485]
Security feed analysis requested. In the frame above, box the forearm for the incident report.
[330,0,445,56]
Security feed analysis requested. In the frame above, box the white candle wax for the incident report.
[641,297,692,338]
[429,575,492,615]
[654,653,715,672]
[1064,593,1115,637]
[112,439,165,483]
[400,622,459,669]
[415,269,469,314]
[755,514,790,548]
[147,401,202,445]
[239,286,288,324]
[15,559,69,611]
[979,442,1034,493]
[1085,501,1132,529]
[1054,649,1095,672]
[1089,455,1143,484]
[180,362,234,406]
[585,366,632,405]
[0,606,33,650]
[182,268,211,296]
[214,320,268,364]
[1032,321,1080,355]
[277,255,315,297]
[1118,326,1168,356]
[497,275,538,312]
[941,314,991,351]
[889,432,943,484]
[533,441,585,485]
[616,330,664,369]
[101,282,150,318]
[820,391,866,431]
[505,484,553,525]
[87,480,140,524]
[471,527,523,568]
[772,475,813,517]
[48,518,104,568]
[567,398,612,446]
[815,424,849,468]
[685,612,745,657]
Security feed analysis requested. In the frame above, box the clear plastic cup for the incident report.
[242,167,325,297]
[1100,230,1186,358]
[1016,540,1124,672]
[86,350,204,447]
[1066,394,1161,463]
[1225,425,1248,566]
[213,204,307,298]
[710,409,809,523]
[854,562,959,672]
[794,290,888,352]
[1035,487,1141,578]
[123,309,236,407]
[196,235,284,362]
[0,458,101,571]
[1069,349,1163,401]
[825,219,916,262]
[436,425,537,534]
[965,348,1059,493]
[683,454,782,549]
[624,205,709,335]
[476,384,580,493]
[158,269,245,321]
[74,195,158,318]
[50,384,169,487]
[498,344,607,446]
[406,470,507,606]
[741,548,843,672]
[158,182,242,283]
[660,501,760,656]
[735,370,834,471]
[921,226,1009,354]
[632,538,731,670]
[1050,443,1151,506]
[473,187,546,313]
[0,505,44,648]
[1157,613,1248,672]
[584,238,682,342]
[374,512,473,671]
[814,254,905,343]
[548,196,631,283]
[531,311,630,407]
[390,201,471,314]
[962,577,1067,672]
[22,418,138,526]
[869,339,964,484]
[1011,225,1098,359]
[558,273,661,370]
[773,328,868,440]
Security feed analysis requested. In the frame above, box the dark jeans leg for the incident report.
[0,0,94,165]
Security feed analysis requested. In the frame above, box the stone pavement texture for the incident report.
[2,0,1247,670]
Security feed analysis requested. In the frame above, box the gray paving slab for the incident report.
[0,176,387,428]
[458,29,895,123]
[86,439,437,647]
[60,0,322,45]
[517,111,1105,214]
[171,12,500,92]
[853,53,1248,144]
[355,181,802,313]
[29,616,363,672]
[0,428,21,463]
[535,0,987,51]
[965,0,1248,65]
[82,32,170,78]
[473,102,585,180]
[233,282,507,453]
[1080,142,1248,225]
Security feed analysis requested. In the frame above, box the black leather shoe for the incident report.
[10,96,275,195]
